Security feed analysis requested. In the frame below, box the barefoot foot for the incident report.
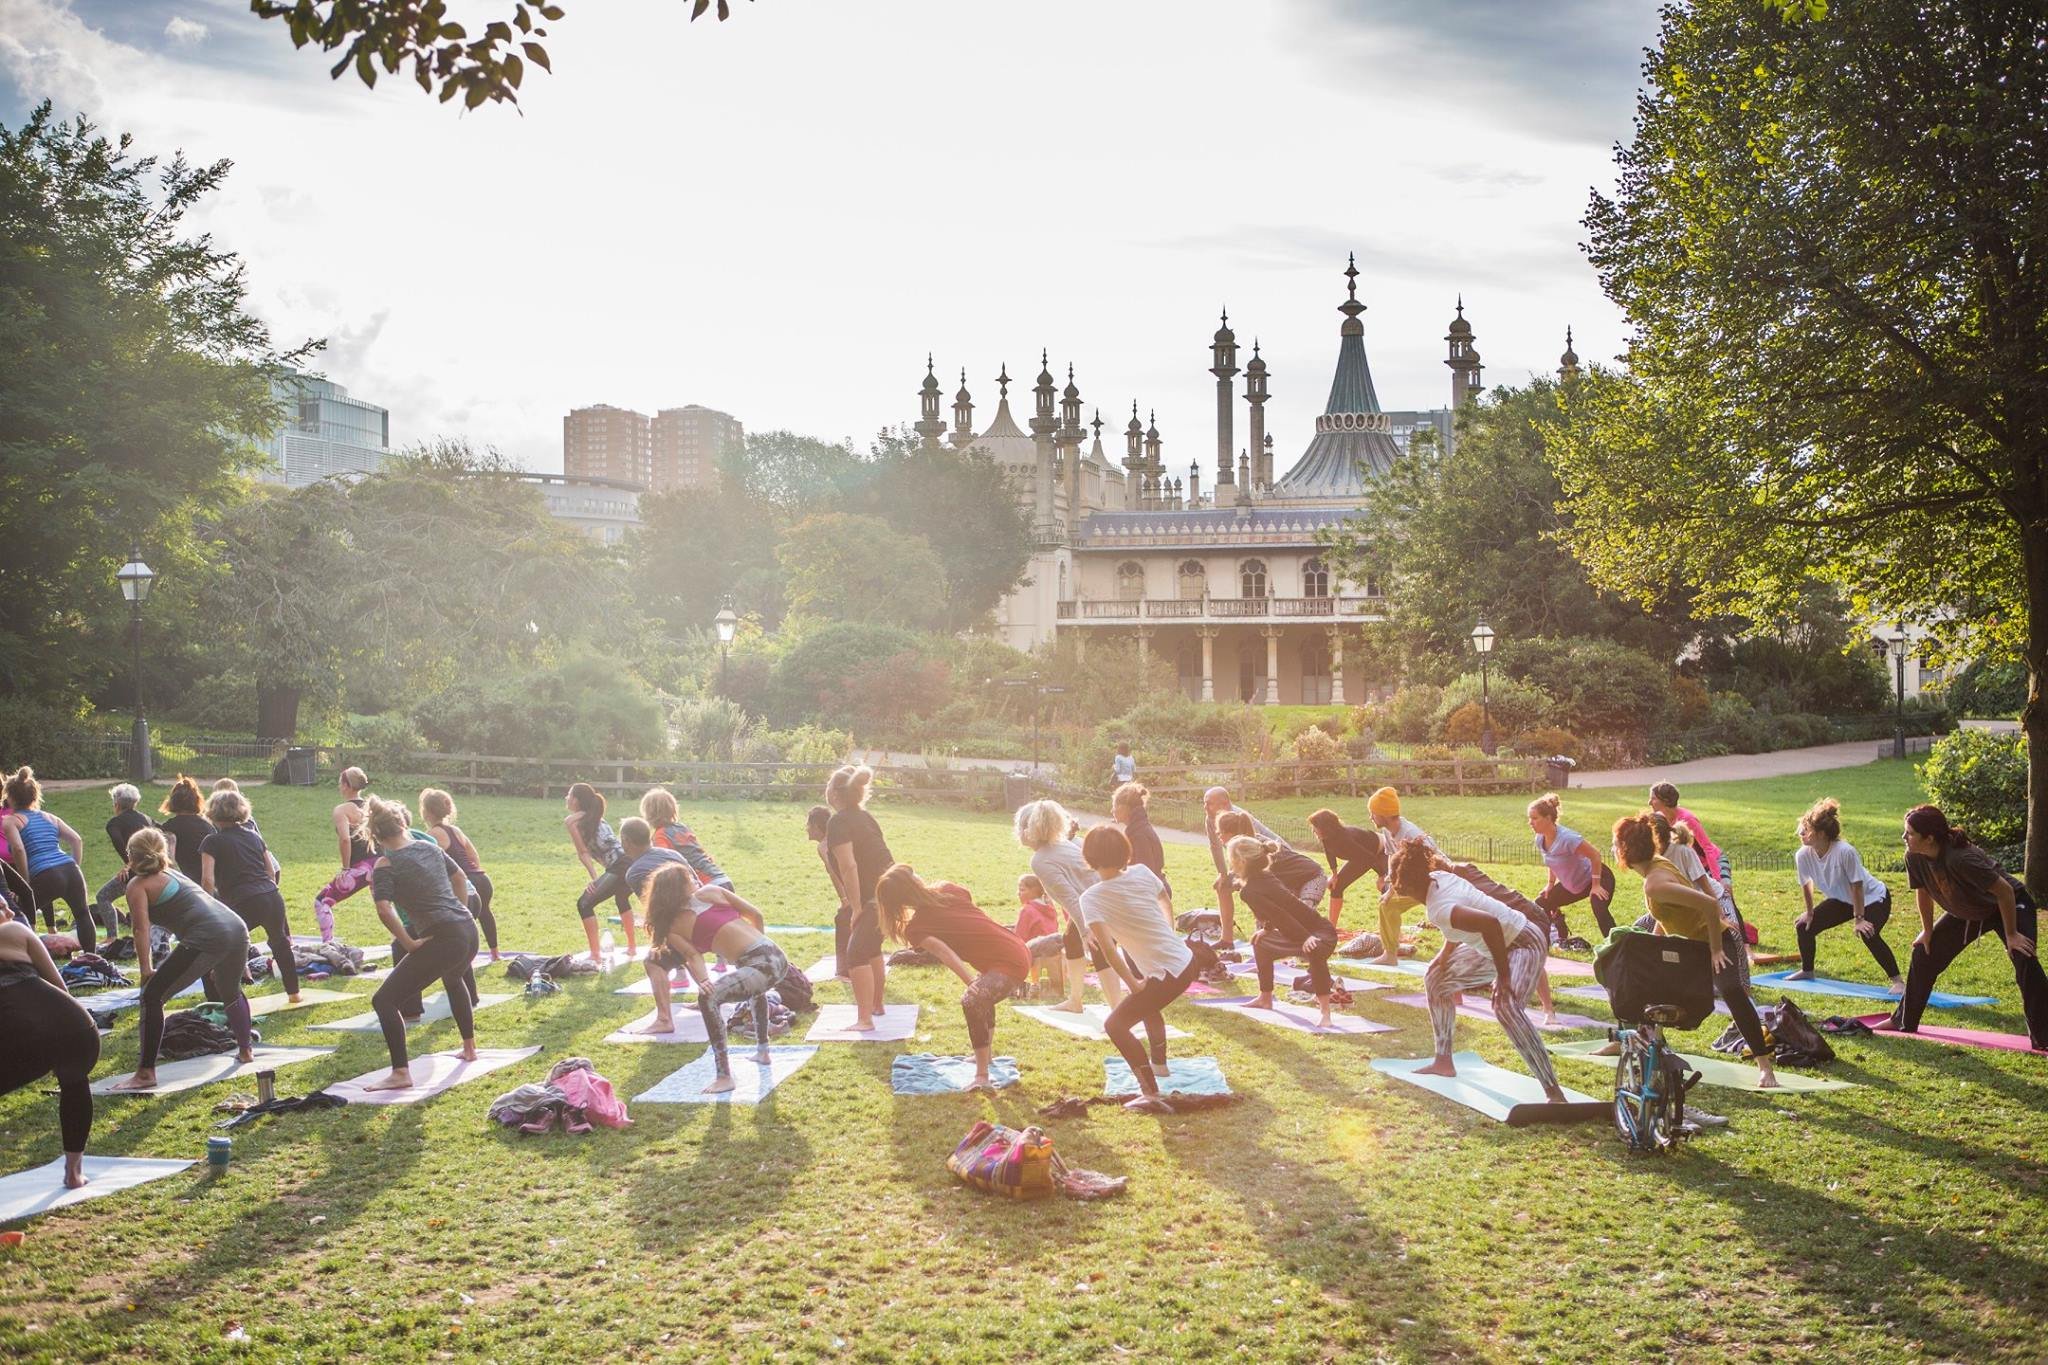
[63,1156,88,1189]
[638,1016,676,1035]
[1784,969,1816,981]
[362,1069,414,1092]
[848,1017,878,1033]
[1245,995,1275,1011]
[1412,1058,1459,1078]
[108,1073,158,1093]
[701,1075,737,1095]
[457,1042,479,1062]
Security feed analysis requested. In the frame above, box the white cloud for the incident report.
[163,15,207,44]
[0,0,1646,476]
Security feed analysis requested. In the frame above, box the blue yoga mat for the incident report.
[889,1053,1021,1094]
[1750,970,1993,1009]
[1103,1055,1230,1097]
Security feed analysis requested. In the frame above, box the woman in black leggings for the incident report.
[109,828,255,1092]
[199,789,300,1001]
[4,766,94,952]
[0,909,100,1187]
[361,797,480,1091]
[423,788,499,960]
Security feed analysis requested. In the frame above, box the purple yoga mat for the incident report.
[1855,1014,2045,1055]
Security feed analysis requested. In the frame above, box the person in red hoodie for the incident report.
[1012,873,1064,996]
[876,864,1032,1093]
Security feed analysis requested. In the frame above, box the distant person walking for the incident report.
[1111,742,1136,792]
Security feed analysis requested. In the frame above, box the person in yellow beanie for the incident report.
[1366,787,1439,967]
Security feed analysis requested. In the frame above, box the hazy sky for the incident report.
[0,0,1658,476]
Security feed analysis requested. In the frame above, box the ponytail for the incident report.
[1612,814,1658,870]
[1906,804,1970,850]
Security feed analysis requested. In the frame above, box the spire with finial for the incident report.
[1338,252,1366,336]
[1445,295,1481,413]
[1558,325,1582,384]
[950,367,974,448]
[996,364,1011,399]
[914,353,946,449]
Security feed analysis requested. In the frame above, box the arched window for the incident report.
[1299,634,1332,704]
[1239,558,1268,599]
[1116,560,1145,601]
[1302,557,1329,598]
[1177,559,1207,600]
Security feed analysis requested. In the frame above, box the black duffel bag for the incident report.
[1600,931,1715,1031]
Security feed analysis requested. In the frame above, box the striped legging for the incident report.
[1425,925,1558,1093]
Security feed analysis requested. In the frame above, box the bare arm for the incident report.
[125,880,154,976]
[1446,906,1514,984]
[917,935,979,989]
[1090,921,1141,992]
[816,843,846,907]
[201,851,218,899]
[4,816,25,883]
[374,890,421,954]
[565,818,598,879]
[54,816,85,869]
[333,805,354,866]
[831,843,862,909]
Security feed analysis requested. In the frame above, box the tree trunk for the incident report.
[257,683,301,743]
[2024,522,2048,902]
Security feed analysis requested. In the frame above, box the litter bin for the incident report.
[1544,755,1577,790]
[284,746,318,787]
[1002,772,1035,813]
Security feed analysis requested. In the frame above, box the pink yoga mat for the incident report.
[1854,1014,2045,1055]
[1385,992,1605,1032]
[1544,957,1596,978]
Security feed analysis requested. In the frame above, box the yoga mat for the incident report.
[76,980,203,1013]
[614,973,697,998]
[804,1003,920,1042]
[1751,970,1988,1009]
[309,992,516,1033]
[1011,1003,1188,1042]
[1104,1054,1229,1097]
[0,1156,194,1221]
[890,1053,1021,1094]
[804,955,842,984]
[1546,1038,1858,1092]
[602,1006,745,1044]
[635,1045,816,1105]
[1561,983,1732,1018]
[1854,1014,2046,1055]
[602,945,653,969]
[291,936,394,962]
[764,924,830,935]
[325,1046,541,1105]
[1220,959,1390,995]
[1371,1052,1601,1123]
[93,1046,333,1096]
[1381,992,1605,1032]
[1193,997,1398,1036]
[247,988,362,1018]
[1545,957,1597,978]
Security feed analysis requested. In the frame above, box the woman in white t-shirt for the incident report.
[1390,842,1567,1102]
[1790,797,1902,991]
[1079,824,1214,1113]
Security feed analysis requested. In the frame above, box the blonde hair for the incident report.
[1799,797,1842,844]
[1111,782,1149,818]
[211,778,241,793]
[639,787,679,828]
[364,796,410,845]
[825,764,873,812]
[1017,873,1044,898]
[1528,792,1561,822]
[4,767,38,810]
[1013,799,1073,851]
[420,788,455,826]
[126,826,170,878]
[340,766,369,794]
[1226,834,1276,882]
[206,789,251,826]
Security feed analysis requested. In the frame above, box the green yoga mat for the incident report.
[1546,1039,1858,1092]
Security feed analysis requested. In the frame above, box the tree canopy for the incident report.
[1555,0,2048,885]
[775,513,948,631]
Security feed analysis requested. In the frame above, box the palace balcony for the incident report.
[1055,595,1385,624]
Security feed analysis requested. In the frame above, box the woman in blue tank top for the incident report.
[3,766,94,953]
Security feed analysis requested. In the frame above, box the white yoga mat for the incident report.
[78,980,202,1013]
[804,1003,921,1042]
[602,1006,750,1044]
[804,955,842,984]
[635,1046,817,1105]
[247,988,363,1018]
[0,1156,194,1221]
[310,992,516,1032]
[93,1046,333,1096]
[325,1046,541,1105]
[1193,997,1399,1036]
[1010,1003,1190,1042]
[764,924,830,935]
[614,973,697,998]
[291,936,394,962]
[1372,1052,1599,1122]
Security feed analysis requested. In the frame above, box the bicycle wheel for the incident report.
[1613,1037,1652,1149]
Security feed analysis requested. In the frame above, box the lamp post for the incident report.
[1892,626,1910,760]
[999,671,1068,773]
[115,548,156,784]
[1470,615,1497,757]
[713,594,738,695]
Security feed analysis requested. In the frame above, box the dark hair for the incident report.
[644,862,697,944]
[1387,838,1434,901]
[1081,824,1131,871]
[1905,804,1970,850]
[806,804,831,840]
[1648,782,1680,808]
[874,862,947,944]
[1116,742,1131,755]
[1215,810,1254,841]
[1613,814,1658,869]
[567,782,605,845]
[160,773,203,816]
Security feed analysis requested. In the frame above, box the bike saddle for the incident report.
[1643,1004,1685,1024]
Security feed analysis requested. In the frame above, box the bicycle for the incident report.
[1611,1003,1703,1153]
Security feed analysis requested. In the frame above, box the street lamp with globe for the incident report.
[116,548,156,784]
[1470,615,1497,757]
[1891,627,1910,759]
[714,595,738,694]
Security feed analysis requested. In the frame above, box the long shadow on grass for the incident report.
[1656,1153,2048,1360]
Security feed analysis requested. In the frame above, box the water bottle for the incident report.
[600,930,616,957]
[207,1136,232,1170]
[255,1070,276,1106]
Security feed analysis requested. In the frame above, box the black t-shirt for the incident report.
[105,808,153,862]
[1907,844,2022,922]
[160,813,213,881]
[200,824,273,902]
[826,807,893,907]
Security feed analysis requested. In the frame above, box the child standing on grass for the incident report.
[1013,873,1064,996]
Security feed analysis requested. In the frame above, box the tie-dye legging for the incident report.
[313,858,377,941]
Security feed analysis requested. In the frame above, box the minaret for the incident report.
[1557,326,1582,384]
[1059,364,1085,538]
[1210,307,1239,489]
[950,368,974,449]
[1244,340,1270,487]
[1188,461,1201,508]
[1261,433,1275,489]
[1029,350,1057,530]
[915,354,946,450]
[1235,450,1253,507]
[1445,296,1482,411]
[1143,410,1163,510]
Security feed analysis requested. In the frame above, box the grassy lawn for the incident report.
[2,773,2045,1362]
